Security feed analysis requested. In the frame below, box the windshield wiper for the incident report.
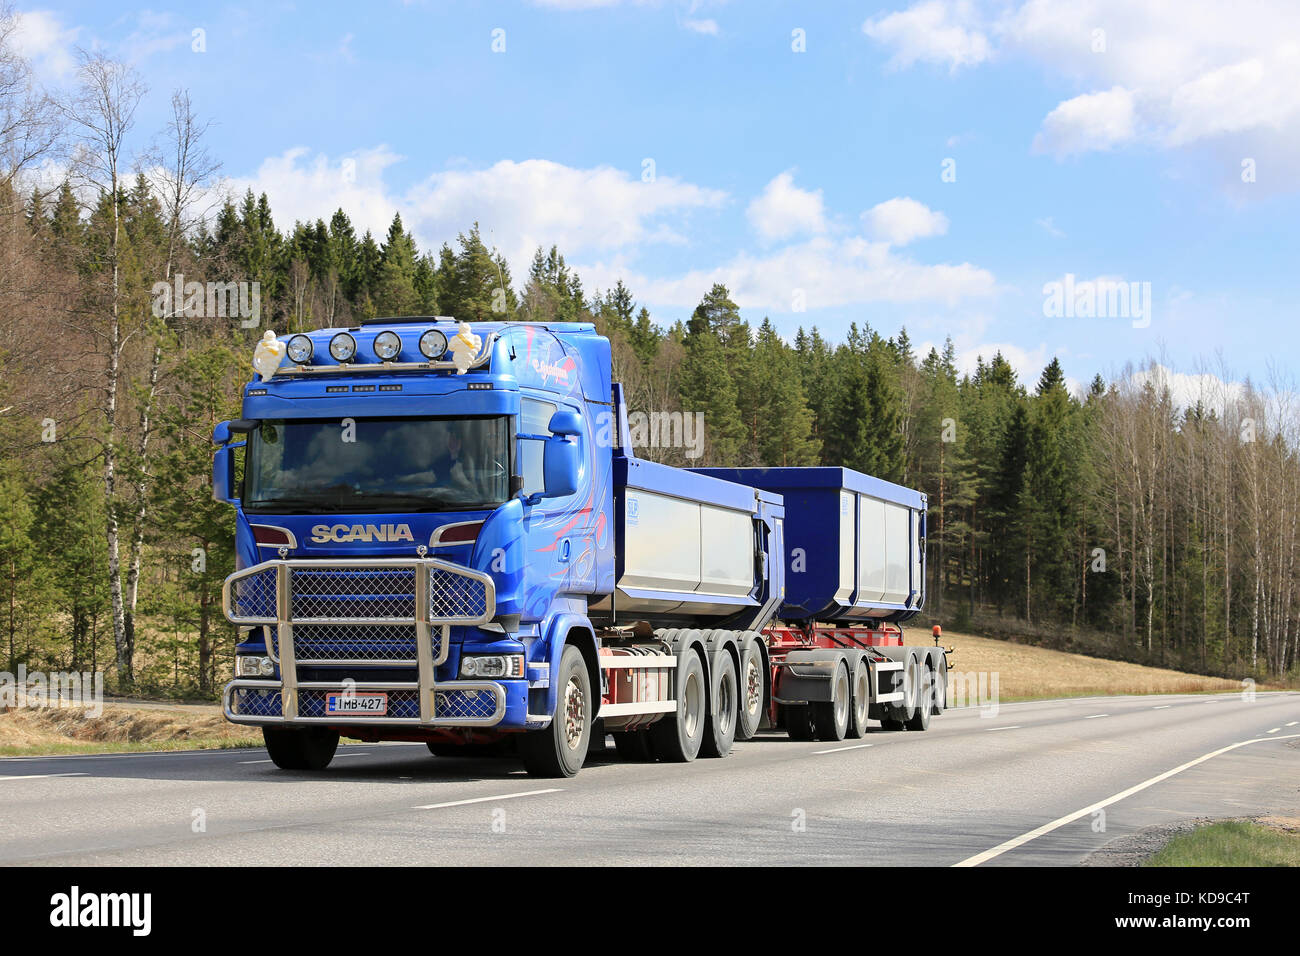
[244,496,338,513]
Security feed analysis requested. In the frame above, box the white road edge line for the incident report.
[413,788,562,811]
[0,772,88,782]
[953,733,1300,867]
[1083,714,1109,719]
[813,744,873,754]
[1152,705,1171,710]
[987,725,1020,732]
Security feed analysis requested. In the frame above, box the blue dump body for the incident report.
[692,468,927,625]
[216,319,922,739]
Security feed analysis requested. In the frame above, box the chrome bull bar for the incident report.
[221,558,503,726]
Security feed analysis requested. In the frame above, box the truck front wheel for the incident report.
[263,726,338,770]
[520,645,591,778]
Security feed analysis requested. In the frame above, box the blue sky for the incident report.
[13,0,1300,397]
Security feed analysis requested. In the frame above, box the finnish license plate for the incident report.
[325,692,388,715]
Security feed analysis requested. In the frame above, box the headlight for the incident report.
[373,330,402,361]
[286,335,313,364]
[460,654,525,679]
[329,332,357,362]
[419,328,447,359]
[235,655,275,678]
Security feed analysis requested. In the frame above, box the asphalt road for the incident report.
[2,691,1297,866]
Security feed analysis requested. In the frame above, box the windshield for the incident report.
[244,417,510,513]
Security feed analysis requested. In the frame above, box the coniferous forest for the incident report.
[0,44,1297,697]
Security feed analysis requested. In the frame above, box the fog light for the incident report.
[419,328,447,359]
[329,332,357,362]
[286,335,313,364]
[460,654,524,679]
[373,330,402,361]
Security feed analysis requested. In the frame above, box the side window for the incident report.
[519,398,557,496]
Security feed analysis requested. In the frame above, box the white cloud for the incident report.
[9,9,79,81]
[682,18,719,35]
[1033,86,1137,157]
[863,0,993,72]
[746,171,826,241]
[1128,363,1246,414]
[579,236,995,313]
[221,150,728,274]
[864,0,1300,170]
[862,197,949,245]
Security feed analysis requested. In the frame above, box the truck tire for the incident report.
[736,639,765,741]
[263,726,338,770]
[701,651,738,758]
[905,658,932,731]
[785,704,817,740]
[813,661,850,741]
[520,645,591,778]
[931,654,947,715]
[612,729,655,762]
[847,658,871,738]
[649,646,706,762]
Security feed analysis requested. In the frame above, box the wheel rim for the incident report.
[906,660,919,712]
[683,670,703,737]
[563,676,585,751]
[744,657,762,718]
[854,667,869,721]
[834,669,849,728]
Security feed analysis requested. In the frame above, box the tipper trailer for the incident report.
[217,318,947,776]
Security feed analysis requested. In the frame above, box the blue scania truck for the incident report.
[216,317,947,777]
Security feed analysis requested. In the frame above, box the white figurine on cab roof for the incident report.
[448,321,481,375]
[252,330,286,383]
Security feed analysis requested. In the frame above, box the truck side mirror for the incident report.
[547,409,582,437]
[213,419,257,445]
[212,445,238,504]
[541,436,579,500]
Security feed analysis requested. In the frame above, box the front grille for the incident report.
[232,688,282,718]
[437,688,499,721]
[290,566,416,620]
[285,623,427,663]
[428,567,490,620]
[230,566,277,621]
[230,685,501,723]
[298,689,421,720]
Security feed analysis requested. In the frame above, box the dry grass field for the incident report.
[0,702,260,756]
[933,629,1254,701]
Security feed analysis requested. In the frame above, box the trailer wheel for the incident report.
[263,726,338,771]
[847,659,871,738]
[649,646,706,762]
[612,730,655,762]
[702,652,738,758]
[785,704,817,740]
[520,645,591,778]
[931,655,947,715]
[813,661,851,741]
[736,641,765,741]
[905,659,933,731]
